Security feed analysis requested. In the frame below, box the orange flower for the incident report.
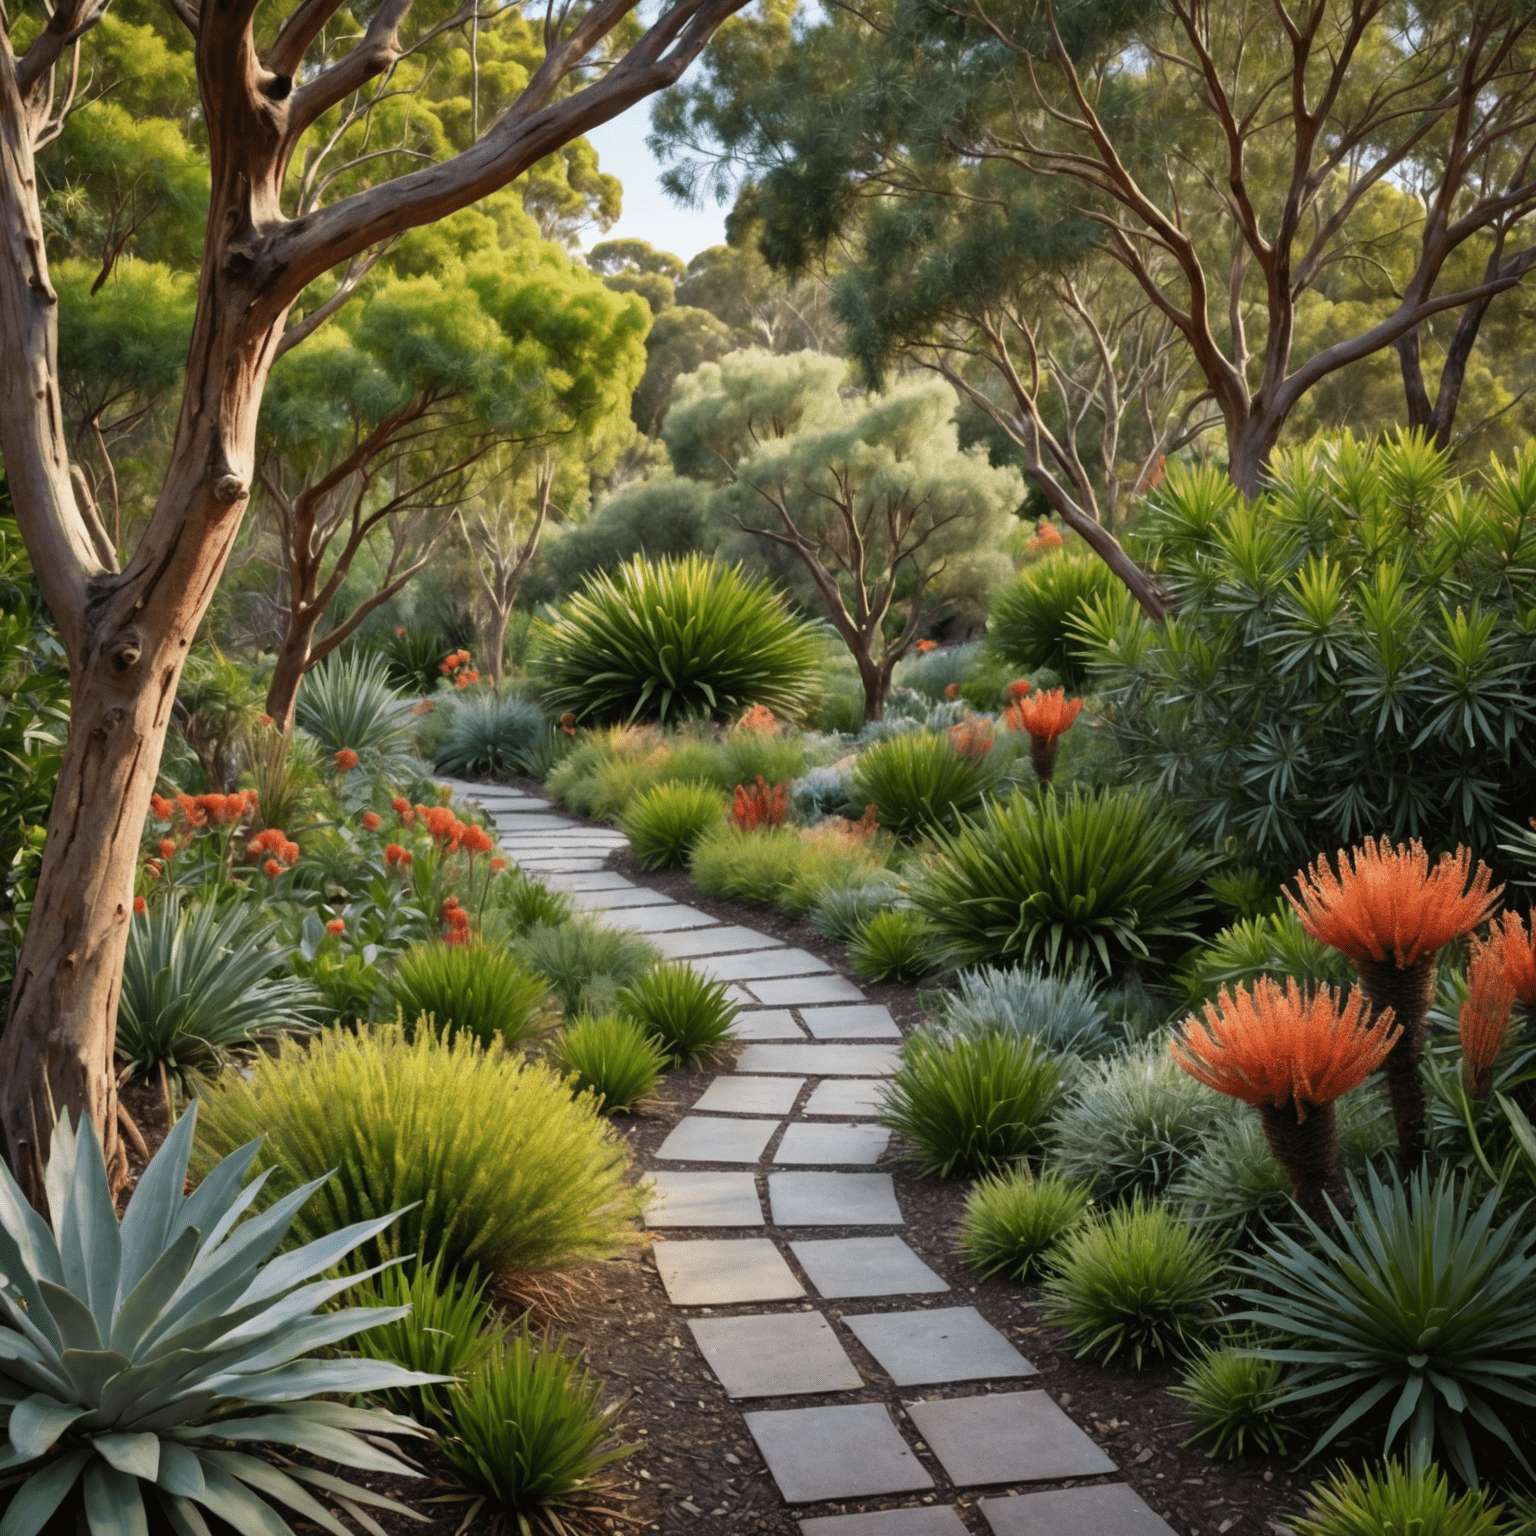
[326,918,346,935]
[731,777,791,831]
[1029,521,1065,550]
[396,626,407,637]
[361,811,382,831]
[733,704,779,735]
[944,683,960,700]
[444,927,470,946]
[462,824,495,855]
[144,860,162,878]
[263,858,282,878]
[259,714,274,727]
[150,794,174,821]
[280,842,299,865]
[1489,909,1536,1007]
[158,838,177,861]
[424,805,457,841]
[1006,680,1033,701]
[335,748,359,772]
[177,794,206,827]
[559,712,578,737]
[948,717,995,762]
[1460,930,1517,1098]
[915,639,937,653]
[243,789,260,813]
[454,671,477,689]
[384,842,410,868]
[490,857,507,872]
[1286,838,1499,971]
[1005,687,1082,743]
[132,895,147,915]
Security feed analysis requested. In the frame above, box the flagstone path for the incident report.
[439,777,1177,1536]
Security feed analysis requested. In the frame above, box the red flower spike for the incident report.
[361,811,382,831]
[335,748,359,772]
[1460,931,1517,1098]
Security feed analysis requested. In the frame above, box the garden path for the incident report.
[439,776,1178,1536]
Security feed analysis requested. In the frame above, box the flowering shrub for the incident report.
[731,776,792,830]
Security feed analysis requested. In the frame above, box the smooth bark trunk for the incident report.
[265,612,320,732]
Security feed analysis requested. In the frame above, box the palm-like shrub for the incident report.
[988,550,1118,690]
[1236,1165,1536,1488]
[1172,1339,1296,1459]
[850,730,994,838]
[910,786,1211,973]
[0,1108,436,1535]
[618,962,739,1066]
[552,1014,667,1110]
[377,624,444,694]
[935,964,1121,1059]
[1177,907,1351,1007]
[621,780,727,869]
[515,919,660,1016]
[1290,1461,1510,1536]
[810,879,904,942]
[116,895,319,1087]
[294,647,412,769]
[849,907,937,983]
[194,1023,641,1279]
[387,941,549,1047]
[434,688,550,776]
[879,1030,1061,1178]
[1042,1197,1222,1368]
[529,553,822,724]
[958,1168,1092,1282]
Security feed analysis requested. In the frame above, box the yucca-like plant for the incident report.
[0,1106,438,1535]
[849,907,937,983]
[934,964,1120,1059]
[621,780,727,870]
[529,554,822,724]
[294,648,413,770]
[387,942,550,1048]
[1177,907,1352,1008]
[987,550,1117,691]
[434,689,550,777]
[618,963,738,1067]
[377,624,445,695]
[1290,1461,1511,1536]
[1171,1338,1297,1459]
[551,1014,667,1111]
[850,730,993,838]
[957,1168,1092,1283]
[910,786,1212,973]
[514,919,660,1017]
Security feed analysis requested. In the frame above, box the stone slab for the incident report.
[800,1004,902,1041]
[655,1116,780,1164]
[696,948,833,983]
[486,815,581,831]
[979,1486,1175,1536]
[749,975,867,1007]
[598,904,721,934]
[903,1393,1115,1487]
[653,1238,803,1305]
[542,871,636,891]
[738,1044,900,1077]
[801,1509,968,1536]
[769,1172,903,1227]
[790,1237,949,1299]
[515,859,606,874]
[652,925,784,958]
[694,1076,806,1116]
[802,1079,888,1118]
[688,1311,861,1398]
[845,1307,1036,1386]
[732,1010,807,1042]
[723,985,755,1006]
[569,887,675,910]
[483,798,554,812]
[745,1404,934,1504]
[642,1171,763,1228]
[774,1122,891,1166]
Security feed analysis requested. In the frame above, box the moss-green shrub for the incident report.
[387,942,549,1048]
[495,869,575,931]
[987,550,1117,691]
[618,962,738,1066]
[1171,1338,1297,1459]
[690,822,891,917]
[958,1169,1092,1283]
[552,1013,666,1110]
[621,780,727,869]
[515,918,660,1016]
[1176,907,1351,1008]
[850,730,994,838]
[848,907,938,983]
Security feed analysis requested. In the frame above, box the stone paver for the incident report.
[738,1044,900,1077]
[484,814,580,831]
[597,904,721,933]
[643,1171,763,1228]
[655,1116,780,1164]
[688,1312,862,1398]
[722,984,756,1007]
[542,871,635,891]
[732,1010,807,1042]
[774,1122,890,1166]
[789,1237,949,1299]
[569,887,675,909]
[748,975,867,1007]
[651,925,783,958]
[745,1404,934,1504]
[979,1485,1177,1536]
[845,1307,1036,1386]
[653,1238,804,1305]
[800,1005,902,1040]
[904,1393,1116,1486]
[800,1509,968,1536]
[802,1079,888,1117]
[517,859,606,874]
[697,948,833,983]
[769,1172,903,1227]
[694,1076,805,1115]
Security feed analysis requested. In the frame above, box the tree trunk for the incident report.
[479,601,512,687]
[266,605,322,731]
[858,651,892,722]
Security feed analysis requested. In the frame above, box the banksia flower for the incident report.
[1460,931,1517,1099]
[733,704,778,734]
[391,796,411,817]
[1005,687,1083,784]
[490,857,507,872]
[731,777,791,831]
[361,811,382,831]
[1172,978,1400,1224]
[280,841,300,866]
[335,748,359,772]
[424,805,457,841]
[149,794,174,821]
[462,824,495,855]
[132,895,147,915]
[1006,679,1033,702]
[1489,909,1536,1007]
[1287,838,1500,1170]
[915,639,937,653]
[158,838,177,861]
[263,858,282,879]
[384,843,411,868]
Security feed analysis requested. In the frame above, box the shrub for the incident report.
[1172,1339,1297,1459]
[850,730,993,838]
[618,962,739,1066]
[910,786,1212,974]
[1177,907,1351,1008]
[621,780,727,869]
[988,550,1117,690]
[387,941,549,1047]
[294,647,413,770]
[810,879,904,942]
[849,906,938,983]
[1236,1165,1536,1488]
[690,824,809,907]
[494,868,574,930]
[880,1030,1062,1178]
[1290,1462,1510,1536]
[958,1168,1092,1282]
[793,764,861,823]
[377,623,445,694]
[117,894,319,1089]
[710,728,808,793]
[552,1013,666,1110]
[194,1022,641,1278]
[529,553,822,724]
[895,638,986,700]
[515,918,660,1015]
[434,688,550,776]
[0,1107,432,1534]
[1042,1197,1222,1368]
[934,964,1121,1059]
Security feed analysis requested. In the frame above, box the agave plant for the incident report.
[294,649,414,774]
[0,1105,439,1533]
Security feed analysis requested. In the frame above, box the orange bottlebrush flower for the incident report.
[335,748,360,772]
[1286,838,1500,971]
[326,918,346,935]
[1489,909,1536,1007]
[281,841,300,866]
[263,858,282,878]
[462,824,495,855]
[443,927,471,946]
[944,683,960,700]
[150,794,174,821]
[733,704,779,735]
[158,838,177,861]
[1006,687,1083,743]
[384,842,410,868]
[1460,931,1517,1098]
[915,639,938,653]
[177,794,206,827]
[361,811,382,831]
[447,908,471,933]
[424,805,457,840]
[1006,679,1033,702]
[132,895,147,915]
[490,857,507,872]
[948,717,995,762]
[731,776,791,831]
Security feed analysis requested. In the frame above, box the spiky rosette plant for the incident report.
[1287,839,1499,1170]
[0,1105,438,1534]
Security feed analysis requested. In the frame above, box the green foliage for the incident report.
[850,730,994,837]
[387,941,549,1048]
[988,551,1119,691]
[434,688,551,777]
[494,869,574,930]
[618,962,739,1067]
[194,1022,640,1279]
[295,648,414,773]
[895,639,987,700]
[116,894,319,1086]
[551,1014,666,1111]
[1177,907,1351,1008]
[1042,1198,1222,1368]
[910,786,1212,974]
[515,918,661,1016]
[957,1168,1092,1283]
[849,906,937,982]
[809,879,904,942]
[1237,1165,1536,1489]
[689,822,885,916]
[879,1029,1062,1178]
[0,1107,432,1536]
[529,553,822,724]
[621,779,727,869]
[935,964,1125,1059]
[1290,1462,1511,1536]
[1172,1339,1297,1459]
[377,625,446,694]
[543,476,714,592]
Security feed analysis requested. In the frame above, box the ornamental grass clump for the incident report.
[514,918,660,1016]
[387,941,550,1049]
[1288,839,1499,1169]
[551,1014,666,1111]
[1004,686,1084,784]
[621,780,727,869]
[849,907,938,983]
[1172,1338,1296,1460]
[958,1168,1093,1282]
[1289,1461,1510,1536]
[850,729,993,838]
[1171,977,1400,1224]
[618,962,739,1066]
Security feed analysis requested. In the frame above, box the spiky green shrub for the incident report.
[618,962,738,1067]
[1236,1165,1536,1488]
[387,941,549,1048]
[117,894,319,1088]
[958,1168,1092,1282]
[1042,1197,1222,1368]
[850,730,994,838]
[988,550,1117,690]
[621,780,728,869]
[810,879,904,942]
[1290,1461,1510,1536]
[690,825,807,906]
[495,869,574,930]
[1172,1338,1297,1459]
[514,918,660,1015]
[529,554,822,724]
[552,1013,666,1110]
[849,906,938,983]
[194,1022,641,1279]
[377,623,444,694]
[294,647,413,769]
[934,964,1120,1059]
[434,688,550,776]
[880,1030,1062,1178]
[910,786,1211,973]
[0,1107,434,1535]
[1177,907,1350,1007]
